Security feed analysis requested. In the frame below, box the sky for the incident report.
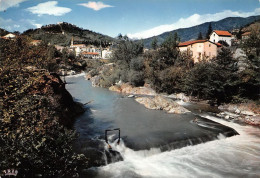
[0,0,260,39]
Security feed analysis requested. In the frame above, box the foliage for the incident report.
[151,37,158,50]
[0,36,88,177]
[218,40,229,47]
[184,62,228,104]
[206,23,213,39]
[23,22,115,47]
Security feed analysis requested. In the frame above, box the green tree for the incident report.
[197,32,203,40]
[206,23,213,39]
[151,37,158,50]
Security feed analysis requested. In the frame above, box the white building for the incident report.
[3,33,16,39]
[101,49,112,59]
[209,30,232,46]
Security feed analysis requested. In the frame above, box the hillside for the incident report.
[22,22,116,47]
[241,18,260,32]
[141,15,260,48]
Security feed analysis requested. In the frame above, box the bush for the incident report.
[128,70,145,87]
[0,69,88,177]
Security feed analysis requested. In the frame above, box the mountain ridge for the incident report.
[140,15,260,48]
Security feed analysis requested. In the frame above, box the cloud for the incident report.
[33,23,42,28]
[78,1,113,11]
[128,8,260,39]
[0,17,42,32]
[27,1,71,16]
[0,0,27,12]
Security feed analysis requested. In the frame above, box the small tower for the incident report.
[71,37,74,46]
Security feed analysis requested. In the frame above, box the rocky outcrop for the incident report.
[109,83,157,96]
[167,93,191,102]
[31,73,85,127]
[217,103,260,126]
[135,95,190,114]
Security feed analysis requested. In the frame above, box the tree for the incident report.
[151,37,158,50]
[206,23,213,39]
[117,33,123,40]
[197,32,203,40]
[184,62,227,104]
[213,47,237,72]
[161,32,179,50]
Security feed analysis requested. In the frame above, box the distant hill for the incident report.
[22,22,116,47]
[141,15,260,48]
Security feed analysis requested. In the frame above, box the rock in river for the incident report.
[135,95,190,114]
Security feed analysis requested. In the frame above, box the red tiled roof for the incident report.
[214,30,232,36]
[242,32,251,36]
[178,40,207,47]
[216,43,222,47]
[0,36,8,40]
[82,52,99,55]
[71,44,86,46]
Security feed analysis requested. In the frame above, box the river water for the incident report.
[66,74,260,178]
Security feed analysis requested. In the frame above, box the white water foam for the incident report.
[65,72,85,78]
[97,114,260,178]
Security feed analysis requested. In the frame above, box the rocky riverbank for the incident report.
[85,69,259,126]
[217,103,260,126]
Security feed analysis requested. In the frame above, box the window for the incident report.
[209,44,211,47]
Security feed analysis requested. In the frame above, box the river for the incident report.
[66,74,260,178]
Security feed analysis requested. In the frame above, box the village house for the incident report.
[1,33,16,40]
[241,32,251,40]
[70,37,86,56]
[178,40,221,63]
[81,51,100,59]
[209,30,232,46]
[30,40,42,46]
[101,48,112,59]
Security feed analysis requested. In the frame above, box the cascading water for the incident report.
[66,74,260,178]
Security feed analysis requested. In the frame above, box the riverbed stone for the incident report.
[109,85,122,92]
[135,95,190,114]
[241,110,255,116]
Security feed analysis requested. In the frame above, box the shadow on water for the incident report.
[66,76,238,167]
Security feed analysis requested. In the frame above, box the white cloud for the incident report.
[0,17,42,32]
[27,1,71,16]
[128,8,260,39]
[0,0,27,11]
[33,23,42,28]
[78,1,113,11]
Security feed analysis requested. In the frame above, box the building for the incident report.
[101,48,112,59]
[209,30,232,46]
[1,33,16,40]
[178,40,220,63]
[82,51,100,59]
[241,32,251,40]
[30,40,42,46]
